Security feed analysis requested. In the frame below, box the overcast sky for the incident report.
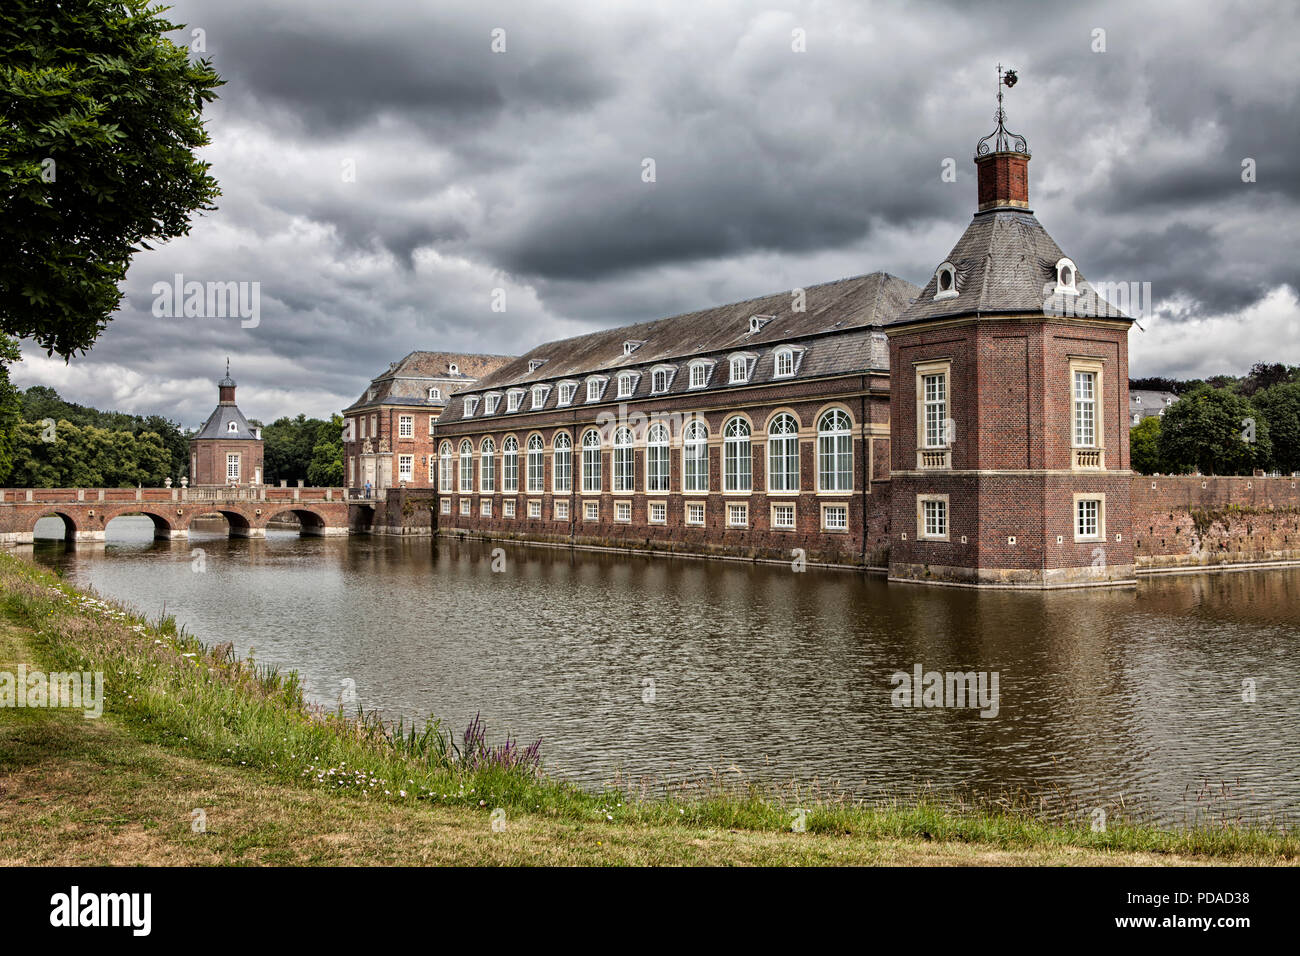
[14,0,1300,427]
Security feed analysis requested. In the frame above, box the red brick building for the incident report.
[341,351,512,493]
[189,367,264,486]
[419,107,1136,588]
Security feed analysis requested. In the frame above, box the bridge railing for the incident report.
[0,486,348,504]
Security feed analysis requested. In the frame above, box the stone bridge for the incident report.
[0,486,372,545]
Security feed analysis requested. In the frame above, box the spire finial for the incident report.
[976,63,1028,157]
[226,356,230,377]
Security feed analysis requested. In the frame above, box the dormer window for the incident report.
[617,372,636,398]
[774,347,795,378]
[651,366,674,394]
[529,359,547,372]
[749,315,774,334]
[623,340,644,356]
[506,389,524,413]
[448,363,459,375]
[689,360,713,389]
[463,396,479,417]
[484,393,500,415]
[531,384,550,409]
[366,387,377,401]
[1054,257,1078,295]
[934,262,958,301]
[557,381,577,406]
[428,386,441,401]
[729,355,750,384]
[586,377,607,402]
[228,421,239,434]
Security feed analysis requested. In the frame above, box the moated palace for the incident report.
[332,105,1300,588]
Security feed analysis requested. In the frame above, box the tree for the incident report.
[0,336,21,482]
[1129,416,1163,475]
[262,415,326,484]
[1241,362,1296,397]
[0,0,222,357]
[1252,382,1300,474]
[307,415,344,486]
[1157,386,1272,476]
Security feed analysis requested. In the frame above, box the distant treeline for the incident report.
[1130,363,1300,476]
[4,386,344,489]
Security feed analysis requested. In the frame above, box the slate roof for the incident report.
[1130,389,1179,422]
[436,272,917,426]
[193,402,260,441]
[893,209,1132,326]
[343,350,514,412]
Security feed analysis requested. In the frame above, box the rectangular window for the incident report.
[587,380,603,402]
[348,457,355,485]
[730,357,747,383]
[923,372,947,448]
[527,443,544,493]
[727,503,748,528]
[555,500,569,521]
[370,414,377,437]
[582,439,601,492]
[427,456,435,482]
[460,498,471,516]
[652,369,670,393]
[554,440,572,492]
[480,499,492,517]
[921,498,947,539]
[1074,370,1096,447]
[398,454,413,482]
[429,416,437,435]
[532,386,548,409]
[772,503,795,529]
[226,453,240,481]
[690,363,708,389]
[558,383,576,406]
[527,499,541,518]
[584,500,599,521]
[440,498,450,514]
[686,502,705,526]
[503,499,516,518]
[683,437,709,492]
[506,391,520,412]
[615,500,632,523]
[617,375,634,398]
[823,504,848,531]
[398,415,413,438]
[1076,497,1102,539]
[649,502,666,524]
[459,450,473,493]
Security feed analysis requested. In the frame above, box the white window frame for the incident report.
[503,498,516,518]
[557,382,577,407]
[648,501,667,525]
[774,347,795,379]
[584,500,599,521]
[727,502,749,528]
[554,500,569,521]
[729,355,750,384]
[617,373,636,399]
[479,438,495,493]
[459,440,473,493]
[484,393,500,415]
[817,408,853,493]
[646,421,670,493]
[688,361,713,389]
[480,499,492,517]
[526,434,545,493]
[685,502,706,526]
[398,415,414,438]
[723,416,752,493]
[682,419,709,493]
[226,453,240,482]
[460,498,471,516]
[1074,494,1106,541]
[582,429,602,493]
[531,385,549,410]
[507,390,524,413]
[917,494,949,541]
[502,436,519,493]
[398,454,413,483]
[613,427,635,493]
[771,502,796,530]
[766,412,800,494]
[463,397,478,418]
[553,432,573,493]
[528,499,542,519]
[586,377,607,403]
[615,500,632,523]
[821,503,848,532]
[439,442,453,493]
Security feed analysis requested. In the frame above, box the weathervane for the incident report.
[976,63,1029,156]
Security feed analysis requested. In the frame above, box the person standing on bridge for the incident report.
[364,480,372,499]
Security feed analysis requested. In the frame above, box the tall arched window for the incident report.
[582,429,602,492]
[502,436,519,493]
[458,440,473,493]
[480,437,496,493]
[526,435,545,493]
[682,419,709,492]
[767,413,800,492]
[613,427,635,492]
[553,432,572,492]
[818,409,853,492]
[646,421,670,492]
[723,417,752,492]
[439,442,453,493]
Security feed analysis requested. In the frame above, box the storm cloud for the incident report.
[15,0,1300,425]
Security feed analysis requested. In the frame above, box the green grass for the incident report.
[0,551,1295,865]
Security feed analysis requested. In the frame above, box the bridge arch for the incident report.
[102,508,180,539]
[260,506,346,537]
[31,511,79,541]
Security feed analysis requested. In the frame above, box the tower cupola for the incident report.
[973,65,1030,211]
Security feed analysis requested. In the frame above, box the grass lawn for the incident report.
[0,554,1295,866]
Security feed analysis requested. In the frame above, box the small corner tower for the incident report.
[885,66,1135,588]
[189,360,265,486]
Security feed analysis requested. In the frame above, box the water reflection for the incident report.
[28,515,1300,825]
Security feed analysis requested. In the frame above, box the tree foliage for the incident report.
[307,414,344,487]
[8,419,170,487]
[1129,416,1163,475]
[0,0,222,357]
[1252,382,1300,474]
[260,414,328,485]
[1156,386,1271,476]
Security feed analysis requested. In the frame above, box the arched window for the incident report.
[526,434,545,493]
[646,421,670,492]
[582,429,602,493]
[228,421,239,433]
[613,426,635,492]
[553,432,572,493]
[502,436,519,492]
[767,413,800,492]
[480,437,496,493]
[439,442,453,493]
[774,348,795,378]
[458,440,473,493]
[817,409,853,492]
[723,417,752,492]
[682,419,709,492]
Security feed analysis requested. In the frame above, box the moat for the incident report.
[29,515,1300,827]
